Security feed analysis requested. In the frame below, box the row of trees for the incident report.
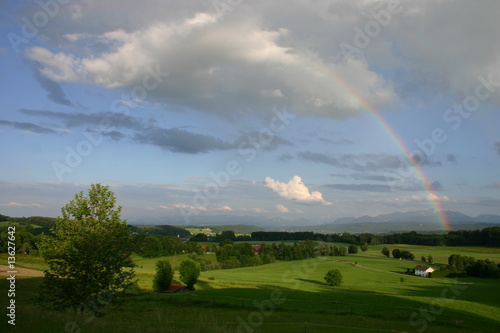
[153,259,200,291]
[318,243,368,256]
[216,243,264,268]
[448,254,500,278]
[213,241,317,269]
[380,247,416,260]
[132,234,202,258]
[236,229,500,248]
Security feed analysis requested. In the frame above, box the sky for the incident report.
[0,0,499,227]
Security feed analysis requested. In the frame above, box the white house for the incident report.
[414,265,434,278]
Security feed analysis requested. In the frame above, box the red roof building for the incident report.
[252,245,262,254]
[156,284,189,293]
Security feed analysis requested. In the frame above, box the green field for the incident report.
[1,245,499,332]
[185,227,216,236]
[364,244,500,263]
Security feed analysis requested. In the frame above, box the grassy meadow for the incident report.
[1,245,499,332]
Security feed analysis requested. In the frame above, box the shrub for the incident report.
[324,269,343,287]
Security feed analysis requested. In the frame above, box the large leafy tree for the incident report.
[39,184,134,313]
[153,260,173,290]
[179,259,200,290]
[381,247,390,258]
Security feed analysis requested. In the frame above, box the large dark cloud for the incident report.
[495,142,500,155]
[18,108,295,154]
[0,120,57,134]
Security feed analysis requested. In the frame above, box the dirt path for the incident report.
[0,265,44,277]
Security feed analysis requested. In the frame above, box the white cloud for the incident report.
[215,205,233,212]
[264,175,331,205]
[23,0,500,115]
[427,193,452,202]
[26,7,398,120]
[274,204,290,213]
[0,202,43,208]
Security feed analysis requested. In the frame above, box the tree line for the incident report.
[448,254,500,278]
[245,229,500,247]
[191,228,500,247]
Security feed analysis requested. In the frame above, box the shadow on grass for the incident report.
[1,274,499,333]
[294,278,330,288]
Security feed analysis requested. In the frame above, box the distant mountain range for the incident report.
[324,210,500,225]
[129,209,500,234]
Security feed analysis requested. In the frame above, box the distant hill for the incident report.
[0,215,57,235]
[325,209,500,225]
[129,209,500,230]
[281,210,500,233]
[281,221,500,234]
[129,225,191,237]
[9,209,497,236]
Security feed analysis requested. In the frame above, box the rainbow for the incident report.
[313,62,452,231]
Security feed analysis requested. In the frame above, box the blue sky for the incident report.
[0,0,499,226]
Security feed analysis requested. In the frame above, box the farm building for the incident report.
[414,265,434,278]
[252,245,262,254]
[156,284,189,293]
